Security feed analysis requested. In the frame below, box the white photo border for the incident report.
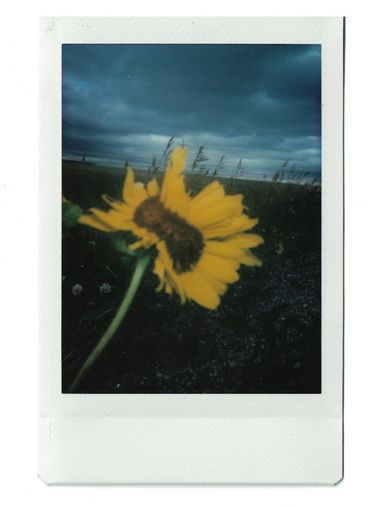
[39,17,344,484]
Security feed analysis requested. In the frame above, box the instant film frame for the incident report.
[39,17,344,484]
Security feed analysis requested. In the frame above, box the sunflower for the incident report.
[78,147,263,309]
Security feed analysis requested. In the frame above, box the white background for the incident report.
[1,0,367,507]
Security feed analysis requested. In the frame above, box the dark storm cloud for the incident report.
[62,44,321,177]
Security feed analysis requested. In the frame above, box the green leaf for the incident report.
[113,237,134,256]
[110,232,156,265]
[62,202,84,227]
[111,232,138,257]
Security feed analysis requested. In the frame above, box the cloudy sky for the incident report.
[62,44,321,179]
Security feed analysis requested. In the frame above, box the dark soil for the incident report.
[62,162,321,393]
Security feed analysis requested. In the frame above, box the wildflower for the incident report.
[79,147,263,309]
[72,283,83,296]
[99,282,112,294]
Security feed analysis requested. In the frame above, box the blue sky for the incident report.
[62,44,321,179]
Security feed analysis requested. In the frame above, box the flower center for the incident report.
[134,197,204,274]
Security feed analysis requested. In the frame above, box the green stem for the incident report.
[69,254,150,392]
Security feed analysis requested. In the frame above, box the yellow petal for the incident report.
[179,271,220,310]
[129,236,155,251]
[129,234,158,251]
[241,249,263,267]
[188,180,225,211]
[130,227,158,246]
[120,169,148,207]
[187,194,243,229]
[156,241,186,302]
[102,194,134,217]
[168,146,188,173]
[160,147,190,214]
[205,240,244,259]
[198,253,240,283]
[153,257,165,291]
[86,208,135,231]
[133,183,149,206]
[164,282,173,295]
[169,274,185,303]
[229,233,264,249]
[164,180,191,214]
[203,215,259,239]
[186,181,231,222]
[78,213,115,232]
[128,240,147,250]
[147,178,160,197]
[122,168,135,203]
[198,269,228,296]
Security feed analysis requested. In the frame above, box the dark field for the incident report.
[62,161,321,394]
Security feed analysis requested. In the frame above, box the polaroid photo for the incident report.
[39,17,344,484]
